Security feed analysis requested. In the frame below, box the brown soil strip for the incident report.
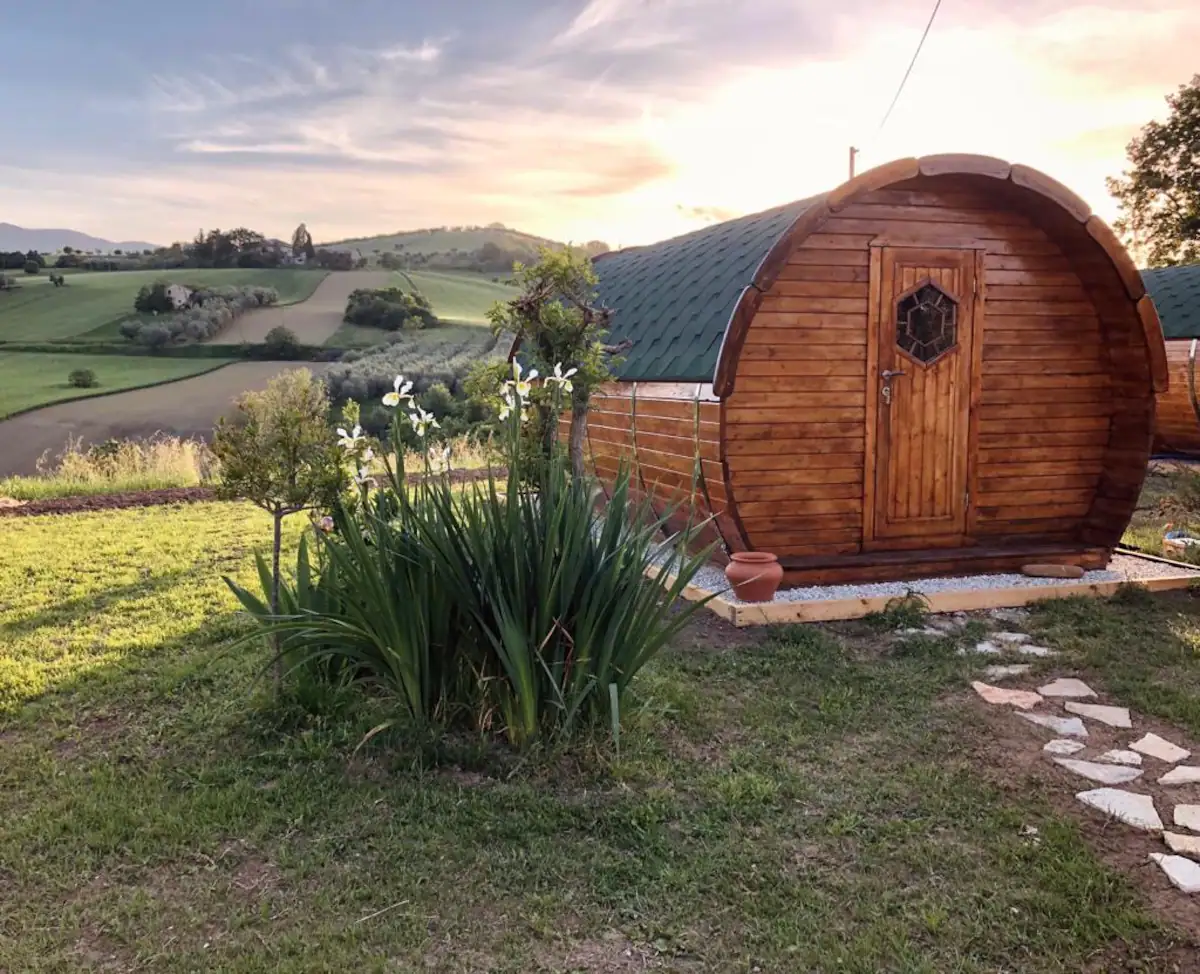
[0,468,506,517]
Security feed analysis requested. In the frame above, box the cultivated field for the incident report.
[0,268,513,474]
[208,270,390,345]
[0,363,322,476]
[0,352,235,420]
[0,269,328,342]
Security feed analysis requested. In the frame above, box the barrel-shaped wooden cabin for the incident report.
[581,155,1168,585]
[1146,265,1200,455]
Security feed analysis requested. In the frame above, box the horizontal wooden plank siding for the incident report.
[1153,339,1200,455]
[583,385,735,559]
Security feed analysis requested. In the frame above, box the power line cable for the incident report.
[875,0,945,135]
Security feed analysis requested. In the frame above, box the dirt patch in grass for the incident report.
[541,933,666,972]
[967,692,1200,945]
[0,485,217,516]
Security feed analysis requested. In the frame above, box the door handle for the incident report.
[880,369,905,406]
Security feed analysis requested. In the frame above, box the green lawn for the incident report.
[1121,462,1200,562]
[405,270,515,324]
[0,502,1196,971]
[0,352,234,418]
[0,269,328,342]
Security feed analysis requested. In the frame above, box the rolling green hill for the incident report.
[0,269,328,343]
[322,224,563,257]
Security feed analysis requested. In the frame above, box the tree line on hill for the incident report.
[377,238,610,275]
[44,224,365,273]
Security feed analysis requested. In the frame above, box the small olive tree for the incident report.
[212,369,346,681]
[486,247,618,476]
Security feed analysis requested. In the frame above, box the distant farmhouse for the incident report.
[165,283,193,310]
[262,239,308,266]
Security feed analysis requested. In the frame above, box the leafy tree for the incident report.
[263,325,301,359]
[23,260,39,275]
[1108,75,1200,267]
[213,370,347,683]
[487,247,618,476]
[291,223,316,260]
[68,368,98,388]
[62,246,73,255]
[134,281,176,313]
[313,248,354,271]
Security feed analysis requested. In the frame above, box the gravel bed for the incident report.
[674,551,1200,605]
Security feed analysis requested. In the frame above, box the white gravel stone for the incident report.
[1044,739,1087,755]
[926,616,963,632]
[1097,750,1143,766]
[1130,734,1191,764]
[680,553,1200,606]
[990,607,1031,624]
[1076,788,1163,831]
[1163,831,1200,856]
[972,682,1042,709]
[994,632,1032,644]
[1053,758,1143,784]
[960,641,1003,656]
[1017,645,1058,657]
[1019,712,1089,737]
[985,664,1034,680]
[1038,678,1097,698]
[1064,702,1133,728]
[1160,766,1200,786]
[1173,805,1200,832]
[1149,854,1200,893]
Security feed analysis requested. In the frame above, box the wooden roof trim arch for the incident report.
[712,152,1161,397]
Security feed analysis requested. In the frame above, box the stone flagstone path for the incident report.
[953,609,1200,895]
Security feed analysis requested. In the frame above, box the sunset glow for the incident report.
[0,0,1194,246]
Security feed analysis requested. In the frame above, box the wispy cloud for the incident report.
[0,0,1193,247]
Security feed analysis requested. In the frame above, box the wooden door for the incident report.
[869,246,978,547]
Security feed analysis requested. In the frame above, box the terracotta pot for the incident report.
[724,551,783,602]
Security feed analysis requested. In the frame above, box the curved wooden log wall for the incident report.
[1154,340,1200,455]
[581,156,1162,585]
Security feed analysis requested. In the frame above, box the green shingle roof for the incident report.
[594,197,822,381]
[1144,265,1200,340]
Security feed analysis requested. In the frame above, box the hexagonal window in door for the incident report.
[896,280,958,365]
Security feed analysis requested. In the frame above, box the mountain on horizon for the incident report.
[0,222,159,254]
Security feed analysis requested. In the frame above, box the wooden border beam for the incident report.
[651,553,1199,626]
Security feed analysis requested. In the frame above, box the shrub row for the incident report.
[119,285,279,346]
[0,341,344,362]
[322,328,508,404]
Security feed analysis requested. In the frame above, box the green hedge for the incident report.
[0,341,345,362]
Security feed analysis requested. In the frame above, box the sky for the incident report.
[0,0,1194,247]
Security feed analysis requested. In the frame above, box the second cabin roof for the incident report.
[1143,264,1200,340]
